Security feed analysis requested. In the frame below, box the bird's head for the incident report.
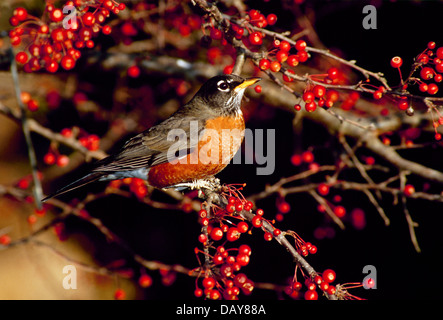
[195,74,261,116]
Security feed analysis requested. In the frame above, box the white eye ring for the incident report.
[217,80,230,92]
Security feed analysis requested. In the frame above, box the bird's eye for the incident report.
[217,80,230,92]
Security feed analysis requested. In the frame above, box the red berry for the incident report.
[9,16,19,26]
[263,232,273,241]
[297,50,308,62]
[304,290,318,300]
[236,253,250,266]
[312,85,326,98]
[199,209,207,218]
[210,27,222,40]
[302,150,314,163]
[194,288,203,297]
[327,67,339,80]
[45,60,59,73]
[266,13,277,25]
[276,50,288,63]
[390,56,403,68]
[209,289,221,300]
[287,55,299,67]
[202,277,216,289]
[251,215,262,228]
[102,25,112,35]
[234,273,248,287]
[254,85,262,93]
[308,245,317,254]
[292,281,302,291]
[114,288,126,300]
[397,99,409,111]
[61,56,76,70]
[417,53,429,64]
[248,9,260,20]
[420,67,434,80]
[317,183,330,196]
[82,12,95,26]
[305,101,316,112]
[295,40,307,51]
[56,155,69,167]
[428,41,436,50]
[334,205,346,218]
[256,208,264,216]
[138,274,152,288]
[427,83,439,95]
[279,41,291,52]
[44,152,56,165]
[419,83,428,92]
[237,221,249,233]
[436,47,443,60]
[278,201,290,213]
[244,201,253,211]
[259,58,270,70]
[270,61,281,72]
[238,244,251,256]
[127,65,140,78]
[226,227,240,242]
[322,269,336,283]
[27,99,39,112]
[198,233,207,243]
[303,91,315,103]
[13,7,28,21]
[404,184,415,196]
[327,285,336,295]
[210,227,224,241]
[50,8,63,22]
[249,32,263,45]
[15,51,28,64]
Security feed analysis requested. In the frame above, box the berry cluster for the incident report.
[10,1,124,73]
[382,43,442,139]
[290,150,319,172]
[257,38,309,74]
[108,177,148,199]
[194,246,255,300]
[389,42,442,97]
[43,127,101,168]
[193,187,290,300]
[286,268,338,300]
[20,91,40,112]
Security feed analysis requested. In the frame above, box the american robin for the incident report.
[42,74,260,201]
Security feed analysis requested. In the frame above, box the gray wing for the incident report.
[92,113,205,173]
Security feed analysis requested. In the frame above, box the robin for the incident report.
[42,74,260,201]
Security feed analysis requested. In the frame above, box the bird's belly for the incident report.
[147,115,245,188]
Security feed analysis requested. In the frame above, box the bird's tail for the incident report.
[42,172,105,202]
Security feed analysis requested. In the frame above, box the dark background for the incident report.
[5,0,442,300]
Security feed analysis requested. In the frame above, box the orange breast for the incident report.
[147,115,245,188]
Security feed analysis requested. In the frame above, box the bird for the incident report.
[42,74,260,201]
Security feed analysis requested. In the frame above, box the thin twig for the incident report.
[9,48,43,210]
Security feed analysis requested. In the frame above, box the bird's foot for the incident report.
[168,177,222,193]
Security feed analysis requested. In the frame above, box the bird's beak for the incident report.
[234,77,261,93]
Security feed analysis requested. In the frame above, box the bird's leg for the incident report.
[166,177,222,192]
